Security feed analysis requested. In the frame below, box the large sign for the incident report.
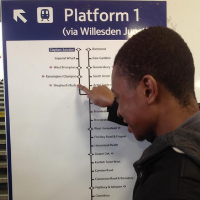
[2,1,166,200]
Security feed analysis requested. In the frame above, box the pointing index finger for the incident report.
[77,84,90,94]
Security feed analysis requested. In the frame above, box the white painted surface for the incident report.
[7,40,148,200]
[166,0,200,101]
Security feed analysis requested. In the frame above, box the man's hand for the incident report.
[77,84,114,107]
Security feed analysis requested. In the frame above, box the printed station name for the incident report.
[93,110,107,113]
[94,185,125,190]
[45,75,77,78]
[49,48,75,52]
[92,75,110,78]
[94,194,110,198]
[55,57,76,60]
[93,84,111,87]
[52,84,77,87]
[94,152,113,156]
[63,27,143,36]
[93,66,111,69]
[53,66,76,69]
[94,169,114,173]
[92,127,118,130]
[94,160,120,164]
[93,135,126,139]
[93,118,108,122]
[95,176,134,180]
[92,144,118,147]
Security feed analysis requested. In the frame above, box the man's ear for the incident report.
[142,75,158,104]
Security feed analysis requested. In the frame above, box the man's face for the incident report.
[111,67,155,141]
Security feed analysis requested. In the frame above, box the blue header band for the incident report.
[2,1,166,41]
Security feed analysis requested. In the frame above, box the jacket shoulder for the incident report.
[133,148,200,200]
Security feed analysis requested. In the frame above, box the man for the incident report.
[78,26,200,199]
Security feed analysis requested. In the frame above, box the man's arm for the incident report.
[77,84,127,126]
[77,84,114,107]
[107,98,127,126]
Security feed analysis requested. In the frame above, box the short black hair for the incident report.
[114,26,195,107]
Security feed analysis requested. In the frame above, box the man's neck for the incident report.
[155,97,199,136]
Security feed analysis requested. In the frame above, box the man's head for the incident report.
[114,26,195,107]
[111,26,197,140]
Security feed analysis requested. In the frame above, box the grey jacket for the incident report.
[133,111,200,200]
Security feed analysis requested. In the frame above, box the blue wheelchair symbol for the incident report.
[41,9,50,21]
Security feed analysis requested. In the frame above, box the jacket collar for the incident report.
[134,111,200,167]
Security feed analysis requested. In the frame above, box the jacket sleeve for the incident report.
[107,98,127,126]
